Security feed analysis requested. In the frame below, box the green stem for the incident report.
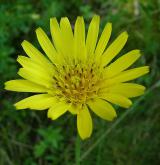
[75,134,81,165]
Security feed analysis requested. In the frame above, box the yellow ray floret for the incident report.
[74,16,86,61]
[14,94,57,110]
[50,18,62,53]
[99,93,132,108]
[48,101,70,120]
[5,80,47,93]
[86,15,100,58]
[5,15,149,139]
[104,49,141,78]
[60,17,74,58]
[21,40,54,71]
[95,22,112,59]
[87,98,117,121]
[99,83,145,98]
[77,105,92,140]
[101,31,128,66]
[36,27,57,63]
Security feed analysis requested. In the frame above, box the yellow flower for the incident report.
[5,15,149,139]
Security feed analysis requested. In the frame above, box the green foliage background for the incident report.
[0,0,160,165]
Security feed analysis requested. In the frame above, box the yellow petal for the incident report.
[95,22,112,59]
[104,49,141,78]
[17,55,53,77]
[15,94,57,110]
[50,17,62,53]
[21,40,55,74]
[68,104,78,114]
[99,93,132,108]
[86,15,100,58]
[18,68,53,88]
[74,16,86,61]
[5,79,47,93]
[100,83,146,98]
[105,66,149,86]
[87,98,117,121]
[36,27,57,63]
[101,31,128,66]
[77,106,92,140]
[47,102,70,120]
[60,17,74,58]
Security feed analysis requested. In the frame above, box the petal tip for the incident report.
[21,40,26,45]
[14,103,22,110]
[107,22,112,27]
[50,17,58,25]
[105,22,112,31]
[35,27,43,34]
[146,66,150,72]
[79,133,91,140]
[4,82,9,90]
[122,31,129,38]
[93,14,100,18]
[126,101,133,108]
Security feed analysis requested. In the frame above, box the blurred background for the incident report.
[0,0,160,165]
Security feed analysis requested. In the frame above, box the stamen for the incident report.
[53,63,102,105]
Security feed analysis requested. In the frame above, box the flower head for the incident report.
[5,15,149,139]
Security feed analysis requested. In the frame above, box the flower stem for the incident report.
[75,134,81,165]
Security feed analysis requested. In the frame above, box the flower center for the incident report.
[70,75,81,85]
[53,63,102,105]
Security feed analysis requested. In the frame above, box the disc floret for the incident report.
[53,63,102,105]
